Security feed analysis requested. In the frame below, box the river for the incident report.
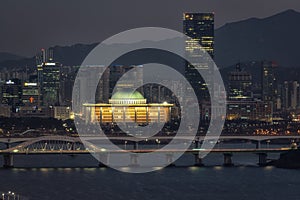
[0,143,299,200]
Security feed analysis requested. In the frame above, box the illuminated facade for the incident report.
[83,90,173,124]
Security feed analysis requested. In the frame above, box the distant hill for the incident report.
[2,9,300,70]
[215,9,300,68]
[0,43,98,69]
[50,43,98,66]
[0,52,24,63]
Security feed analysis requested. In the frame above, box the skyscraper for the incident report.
[40,62,61,106]
[183,13,214,101]
[183,13,214,59]
[36,49,61,106]
[262,61,278,109]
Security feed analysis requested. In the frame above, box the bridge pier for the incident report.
[194,154,204,167]
[165,153,175,167]
[133,142,138,150]
[256,141,261,149]
[258,153,267,166]
[3,154,14,168]
[129,154,139,167]
[5,143,11,149]
[98,153,109,168]
[194,140,200,149]
[223,153,233,167]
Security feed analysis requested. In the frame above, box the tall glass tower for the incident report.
[183,13,214,59]
[40,62,61,106]
[36,49,61,106]
[183,13,214,101]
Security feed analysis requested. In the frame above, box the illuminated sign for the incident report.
[29,97,35,103]
[24,83,37,86]
[6,80,14,84]
[44,62,56,66]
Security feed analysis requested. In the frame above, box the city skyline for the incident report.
[1,2,300,200]
[1,0,300,57]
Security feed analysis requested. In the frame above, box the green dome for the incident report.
[111,90,144,99]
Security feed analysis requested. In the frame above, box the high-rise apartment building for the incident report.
[280,81,300,110]
[262,61,278,110]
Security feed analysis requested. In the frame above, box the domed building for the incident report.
[109,90,146,105]
[83,89,173,124]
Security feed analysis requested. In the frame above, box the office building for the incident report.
[1,79,22,111]
[228,63,252,100]
[227,100,273,122]
[36,49,61,106]
[183,13,214,101]
[53,106,71,120]
[22,82,39,106]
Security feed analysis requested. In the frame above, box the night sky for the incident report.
[1,0,300,56]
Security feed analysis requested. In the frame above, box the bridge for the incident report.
[1,134,300,143]
[0,135,297,168]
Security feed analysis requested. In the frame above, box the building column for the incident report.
[158,107,161,122]
[134,108,137,123]
[146,107,149,124]
[223,153,233,167]
[3,154,14,168]
[123,107,126,123]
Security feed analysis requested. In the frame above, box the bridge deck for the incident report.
[1,135,300,144]
[0,148,290,155]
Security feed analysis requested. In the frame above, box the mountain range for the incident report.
[1,9,300,70]
[215,9,300,68]
[0,52,23,63]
